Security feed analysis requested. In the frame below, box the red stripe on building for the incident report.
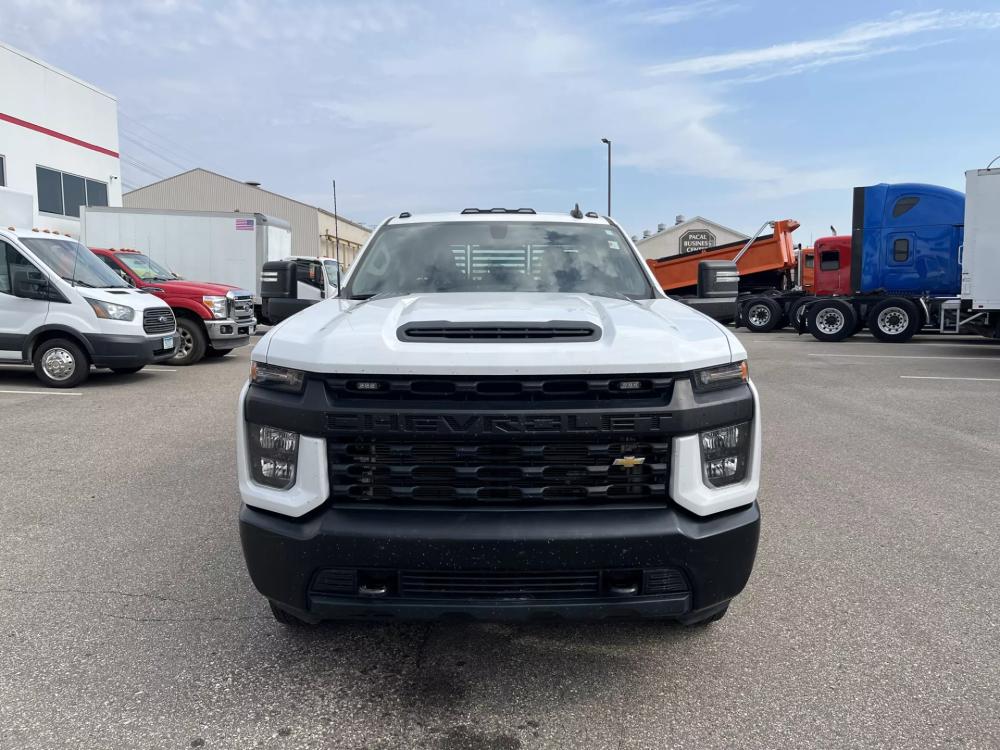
[0,112,119,158]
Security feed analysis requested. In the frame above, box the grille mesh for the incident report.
[142,307,175,334]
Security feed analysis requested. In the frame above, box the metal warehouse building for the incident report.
[124,168,371,267]
[634,215,747,261]
[0,41,121,234]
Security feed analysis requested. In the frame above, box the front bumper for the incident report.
[239,501,760,622]
[205,317,256,349]
[84,333,176,368]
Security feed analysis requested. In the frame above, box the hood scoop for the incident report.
[397,320,602,343]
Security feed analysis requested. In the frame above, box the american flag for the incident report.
[235,218,255,231]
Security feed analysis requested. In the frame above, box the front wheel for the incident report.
[111,366,145,375]
[269,601,319,628]
[33,338,89,388]
[867,298,920,343]
[168,317,207,366]
[808,299,857,342]
[679,603,729,627]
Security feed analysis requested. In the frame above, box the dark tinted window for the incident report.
[892,197,919,218]
[62,173,86,218]
[893,238,910,262]
[37,167,63,214]
[86,179,108,207]
[819,251,840,271]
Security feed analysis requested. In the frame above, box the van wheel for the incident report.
[33,338,89,388]
[867,298,919,342]
[269,601,318,628]
[169,318,207,365]
[204,347,233,358]
[111,366,145,375]
[808,300,857,342]
[742,298,782,332]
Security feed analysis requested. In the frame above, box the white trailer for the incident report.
[79,207,293,302]
[962,169,1000,321]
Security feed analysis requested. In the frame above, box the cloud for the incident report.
[620,0,740,26]
[646,9,1000,76]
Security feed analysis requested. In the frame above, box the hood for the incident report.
[78,286,177,311]
[257,292,743,375]
[149,279,243,296]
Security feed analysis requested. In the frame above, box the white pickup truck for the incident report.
[237,208,761,626]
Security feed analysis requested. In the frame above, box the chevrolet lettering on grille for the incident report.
[327,412,670,435]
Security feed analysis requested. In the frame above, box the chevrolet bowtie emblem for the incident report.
[613,456,645,468]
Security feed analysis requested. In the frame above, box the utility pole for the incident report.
[600,138,611,216]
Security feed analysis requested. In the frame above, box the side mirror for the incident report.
[13,269,53,300]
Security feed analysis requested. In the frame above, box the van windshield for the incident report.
[22,238,129,289]
[344,221,654,299]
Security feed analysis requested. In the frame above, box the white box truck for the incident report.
[79,207,293,306]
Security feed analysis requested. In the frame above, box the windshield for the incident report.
[21,238,129,289]
[117,253,178,281]
[345,221,654,299]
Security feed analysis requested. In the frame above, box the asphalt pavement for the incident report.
[1,330,998,749]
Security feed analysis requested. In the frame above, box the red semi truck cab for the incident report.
[90,248,257,365]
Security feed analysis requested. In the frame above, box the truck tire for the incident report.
[269,601,318,628]
[787,296,816,331]
[32,338,90,388]
[742,298,782,332]
[808,299,857,342]
[204,347,233,359]
[169,317,207,366]
[867,298,920,343]
[679,603,729,626]
[111,366,145,375]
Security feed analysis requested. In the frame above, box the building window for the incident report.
[36,166,110,218]
[0,155,5,187]
[893,238,910,262]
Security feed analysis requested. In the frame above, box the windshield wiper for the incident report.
[61,277,95,288]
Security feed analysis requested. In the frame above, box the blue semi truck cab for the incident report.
[804,173,1000,342]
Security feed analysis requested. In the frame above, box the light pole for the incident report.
[600,138,611,216]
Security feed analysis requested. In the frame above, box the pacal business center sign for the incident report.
[679,228,716,254]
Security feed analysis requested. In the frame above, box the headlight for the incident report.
[85,297,135,321]
[692,360,748,392]
[202,295,228,319]
[248,423,299,489]
[250,361,305,393]
[700,422,750,487]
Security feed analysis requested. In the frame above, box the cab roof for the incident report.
[385,208,611,226]
[2,226,76,240]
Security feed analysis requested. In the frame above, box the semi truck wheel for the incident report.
[742,298,782,332]
[808,300,857,342]
[33,338,90,388]
[868,298,919,343]
[787,296,816,332]
[169,318,207,366]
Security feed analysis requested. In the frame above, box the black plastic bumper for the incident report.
[84,333,176,368]
[239,501,760,622]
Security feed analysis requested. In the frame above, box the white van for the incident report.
[0,227,178,388]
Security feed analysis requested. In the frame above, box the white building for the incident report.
[124,169,371,268]
[633,215,747,261]
[0,42,121,235]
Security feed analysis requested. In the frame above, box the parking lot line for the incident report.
[807,353,1000,361]
[0,389,83,396]
[901,375,1000,382]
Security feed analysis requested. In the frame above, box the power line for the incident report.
[119,109,205,165]
[120,131,190,172]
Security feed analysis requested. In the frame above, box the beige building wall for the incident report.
[635,217,747,261]
[124,168,370,261]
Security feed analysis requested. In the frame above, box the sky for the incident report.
[4,0,1000,244]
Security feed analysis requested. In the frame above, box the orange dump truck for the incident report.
[646,220,801,295]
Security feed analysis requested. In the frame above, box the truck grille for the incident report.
[328,439,669,505]
[228,294,255,321]
[142,307,175,334]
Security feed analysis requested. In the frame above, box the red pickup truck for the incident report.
[91,247,257,365]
